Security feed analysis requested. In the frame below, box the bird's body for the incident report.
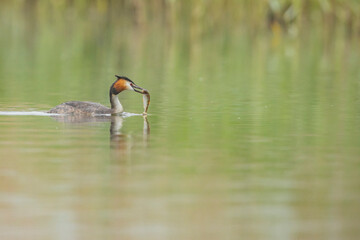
[48,101,111,115]
[48,76,146,115]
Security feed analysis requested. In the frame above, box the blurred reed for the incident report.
[0,0,359,39]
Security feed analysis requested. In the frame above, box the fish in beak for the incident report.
[130,83,145,93]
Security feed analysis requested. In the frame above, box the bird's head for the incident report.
[110,75,145,95]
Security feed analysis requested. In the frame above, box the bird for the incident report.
[48,75,145,115]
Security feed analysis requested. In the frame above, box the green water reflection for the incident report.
[0,2,360,240]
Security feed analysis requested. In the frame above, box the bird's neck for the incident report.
[110,93,123,114]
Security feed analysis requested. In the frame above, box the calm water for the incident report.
[1,3,360,240]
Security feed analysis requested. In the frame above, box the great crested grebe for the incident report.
[48,75,146,115]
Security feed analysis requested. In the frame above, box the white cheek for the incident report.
[126,82,134,91]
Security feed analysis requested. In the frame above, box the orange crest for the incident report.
[112,79,128,93]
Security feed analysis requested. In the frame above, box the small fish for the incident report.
[142,89,150,115]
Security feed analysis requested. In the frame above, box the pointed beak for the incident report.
[131,83,145,93]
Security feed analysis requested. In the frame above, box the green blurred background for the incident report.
[1,0,359,107]
[0,1,360,240]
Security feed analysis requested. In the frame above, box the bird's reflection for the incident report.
[109,115,150,154]
[51,114,150,159]
[50,114,111,124]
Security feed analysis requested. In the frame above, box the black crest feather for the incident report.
[115,75,134,84]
